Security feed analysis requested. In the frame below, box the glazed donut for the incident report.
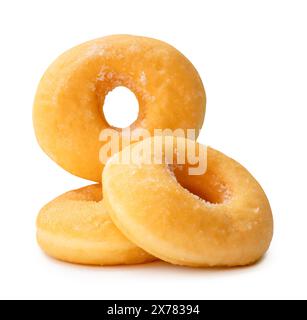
[36,184,156,265]
[103,136,274,267]
[33,35,206,182]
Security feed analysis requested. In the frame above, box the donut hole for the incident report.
[173,166,231,205]
[102,86,140,129]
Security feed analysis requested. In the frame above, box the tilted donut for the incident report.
[103,137,274,267]
[33,35,206,182]
[36,184,156,265]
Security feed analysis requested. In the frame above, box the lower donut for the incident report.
[103,137,274,267]
[36,184,156,266]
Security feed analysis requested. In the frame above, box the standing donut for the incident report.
[33,35,206,182]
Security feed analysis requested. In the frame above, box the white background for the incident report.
[0,0,306,300]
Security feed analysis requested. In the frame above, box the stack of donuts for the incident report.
[33,35,273,267]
